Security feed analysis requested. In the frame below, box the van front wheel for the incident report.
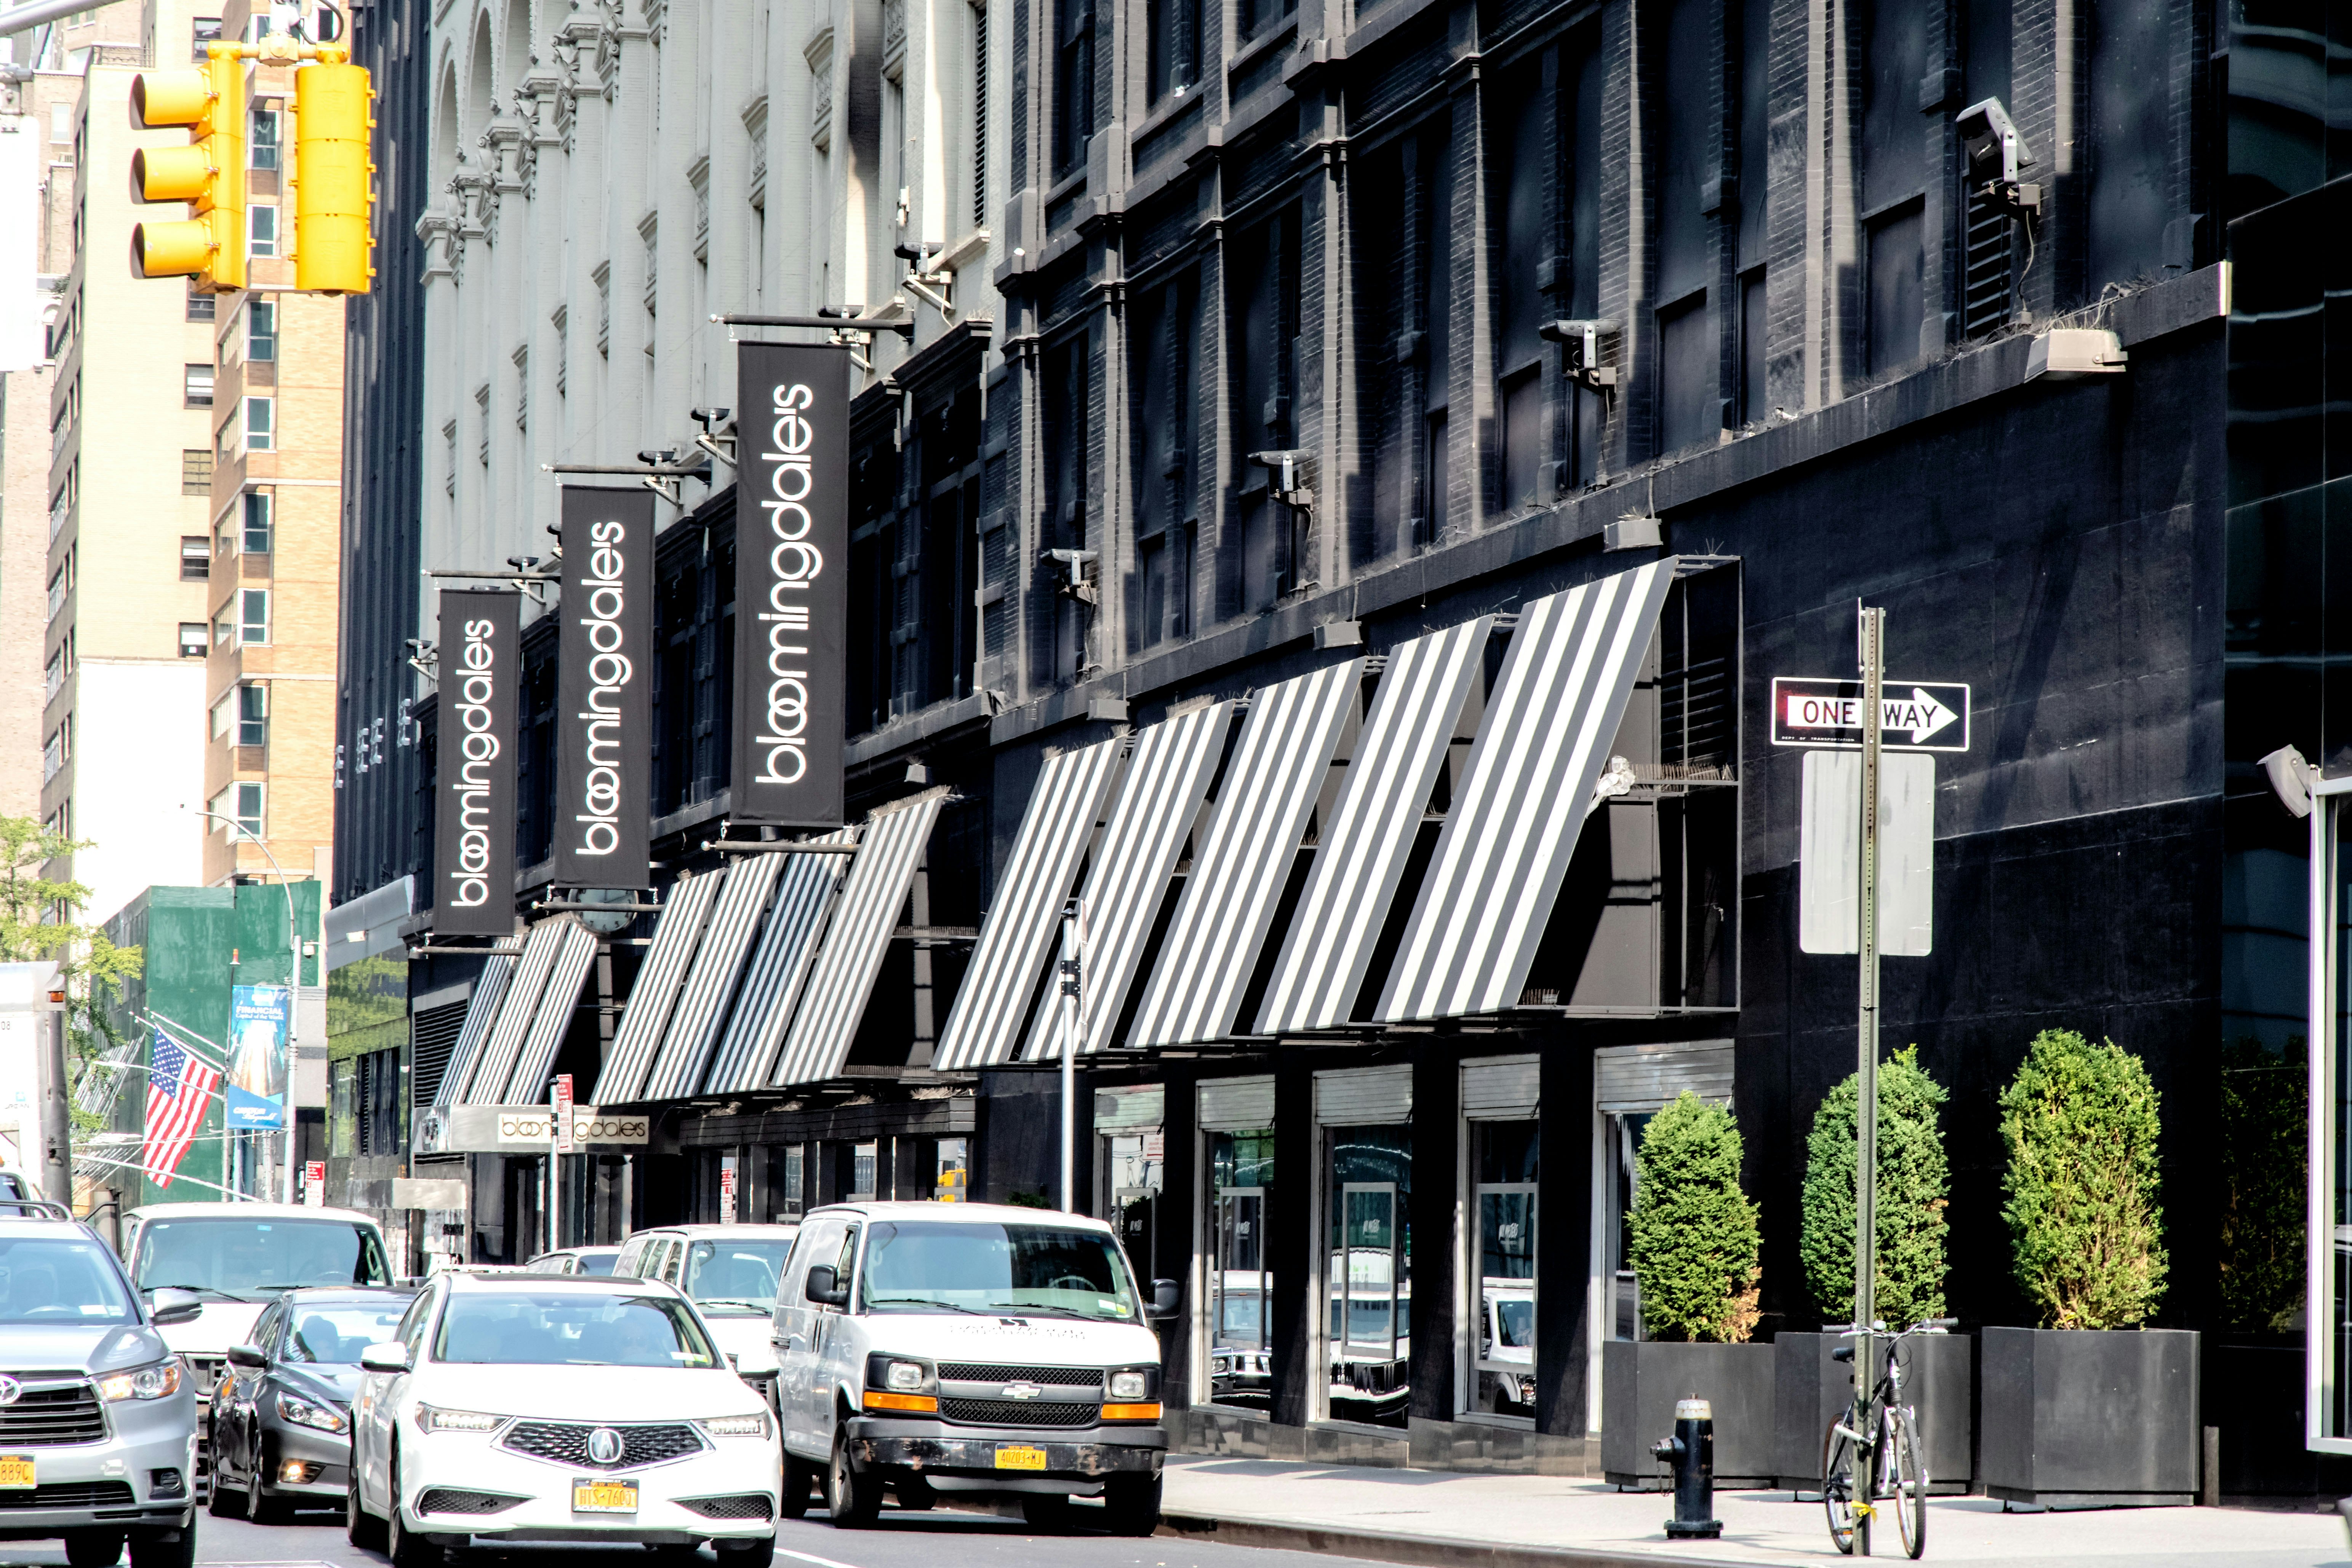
[1101,1473,1162,1538]
[824,1429,882,1528]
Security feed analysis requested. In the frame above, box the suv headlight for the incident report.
[278,1392,349,1434]
[699,1412,770,1439]
[96,1361,182,1402]
[415,1404,503,1434]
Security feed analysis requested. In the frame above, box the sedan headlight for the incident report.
[97,1361,182,1402]
[278,1392,350,1434]
[415,1404,503,1434]
[699,1412,770,1439]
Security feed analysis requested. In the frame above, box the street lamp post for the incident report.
[189,806,304,1206]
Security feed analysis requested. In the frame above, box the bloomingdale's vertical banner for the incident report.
[732,341,850,826]
[433,589,521,936]
[556,486,654,886]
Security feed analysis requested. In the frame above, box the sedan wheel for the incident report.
[823,1427,881,1528]
[205,1421,242,1519]
[385,1452,441,1568]
[244,1438,285,1525]
[346,1465,386,1552]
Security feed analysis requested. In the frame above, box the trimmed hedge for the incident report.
[1629,1091,1762,1343]
[1800,1044,1950,1326]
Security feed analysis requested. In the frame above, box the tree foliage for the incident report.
[0,818,143,1134]
[1629,1091,1763,1342]
[2218,1037,2305,1333]
[1800,1045,1951,1326]
[1998,1029,2168,1329]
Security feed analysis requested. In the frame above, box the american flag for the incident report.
[142,1030,219,1188]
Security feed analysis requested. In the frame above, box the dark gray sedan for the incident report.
[205,1286,416,1522]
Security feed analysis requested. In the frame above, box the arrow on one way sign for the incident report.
[1770,677,1972,752]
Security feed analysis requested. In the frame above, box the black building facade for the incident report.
[327,0,2352,1488]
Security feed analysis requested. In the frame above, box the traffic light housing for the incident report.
[128,47,245,292]
[290,59,374,294]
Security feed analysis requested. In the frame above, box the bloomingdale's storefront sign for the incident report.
[432,589,520,937]
[555,486,654,886]
[731,341,850,826]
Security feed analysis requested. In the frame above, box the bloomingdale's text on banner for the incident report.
[555,486,655,886]
[433,588,520,936]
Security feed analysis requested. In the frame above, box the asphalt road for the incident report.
[0,1496,1383,1568]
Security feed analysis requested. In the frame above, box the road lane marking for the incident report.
[777,1547,871,1568]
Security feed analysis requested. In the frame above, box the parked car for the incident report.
[522,1247,621,1277]
[615,1225,795,1404]
[205,1286,417,1523]
[347,1272,779,1568]
[1479,1280,1535,1414]
[771,1202,1178,1534]
[0,1197,204,1568]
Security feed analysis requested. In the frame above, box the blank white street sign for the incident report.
[1799,749,1934,956]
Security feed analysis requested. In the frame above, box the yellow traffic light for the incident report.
[128,48,245,291]
[290,60,374,294]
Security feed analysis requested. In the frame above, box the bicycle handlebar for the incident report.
[1826,1317,1957,1336]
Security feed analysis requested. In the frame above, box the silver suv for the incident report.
[0,1200,201,1568]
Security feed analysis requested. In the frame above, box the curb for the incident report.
[1155,1510,1771,1568]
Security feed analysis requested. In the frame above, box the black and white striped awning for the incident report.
[771,790,947,1086]
[1128,662,1361,1047]
[1375,558,1674,1019]
[1017,702,1235,1061]
[1253,617,1495,1034]
[700,834,852,1093]
[590,870,723,1102]
[641,856,789,1101]
[932,739,1125,1071]
[430,934,523,1110]
[498,920,599,1103]
[456,918,570,1104]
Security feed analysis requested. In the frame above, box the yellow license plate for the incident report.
[994,1446,1048,1472]
[571,1478,639,1513]
[0,1457,32,1490]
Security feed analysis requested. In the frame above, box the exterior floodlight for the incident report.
[1955,97,2041,216]
[1540,318,1620,389]
[2260,744,2314,819]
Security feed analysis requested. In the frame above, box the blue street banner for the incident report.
[226,984,290,1130]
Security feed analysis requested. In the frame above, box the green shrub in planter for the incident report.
[2218,1037,2305,1332]
[1799,1045,1950,1326]
[1998,1028,2168,1329]
[1630,1091,1762,1342]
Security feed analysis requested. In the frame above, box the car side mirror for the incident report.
[803,1266,848,1308]
[224,1343,267,1370]
[147,1288,203,1327]
[359,1341,411,1373]
[1148,1279,1181,1321]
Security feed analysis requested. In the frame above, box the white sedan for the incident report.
[347,1272,779,1568]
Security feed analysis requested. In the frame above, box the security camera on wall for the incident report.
[2260,744,2314,819]
[1955,97,2042,216]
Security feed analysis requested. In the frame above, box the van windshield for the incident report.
[681,1238,794,1314]
[859,1221,1141,1322]
[133,1218,392,1299]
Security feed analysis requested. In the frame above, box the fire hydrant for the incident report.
[1651,1397,1723,1540]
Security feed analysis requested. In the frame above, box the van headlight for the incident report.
[1106,1368,1155,1401]
[861,1354,937,1414]
[278,1392,349,1433]
[415,1404,503,1434]
[97,1361,182,1402]
[699,1412,771,1438]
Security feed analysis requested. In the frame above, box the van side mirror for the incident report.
[359,1341,411,1373]
[1148,1279,1181,1321]
[804,1265,849,1308]
[147,1288,203,1327]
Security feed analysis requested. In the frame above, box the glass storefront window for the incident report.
[1207,1128,1275,1412]
[935,1137,968,1200]
[1325,1125,1410,1428]
[851,1140,880,1200]
[1605,1112,1654,1342]
[1471,1120,1538,1419]
[1102,1130,1162,1263]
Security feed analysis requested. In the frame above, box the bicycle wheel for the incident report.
[1821,1418,1858,1555]
[1886,1407,1928,1560]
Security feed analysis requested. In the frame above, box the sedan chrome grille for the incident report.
[416,1488,528,1516]
[498,1421,707,1470]
[936,1363,1102,1386]
[0,1383,106,1446]
[938,1398,1096,1428]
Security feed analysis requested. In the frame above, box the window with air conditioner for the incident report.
[186,364,214,407]
[179,622,208,658]
[180,536,211,581]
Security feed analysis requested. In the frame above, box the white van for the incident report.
[771,1202,1176,1535]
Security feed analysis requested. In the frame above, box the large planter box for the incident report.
[1979,1326,2199,1507]
[1602,1339,1778,1488]
[1773,1331,1973,1493]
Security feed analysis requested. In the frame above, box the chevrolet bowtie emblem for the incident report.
[1002,1382,1042,1401]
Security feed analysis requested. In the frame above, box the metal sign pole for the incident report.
[1058,899,1082,1213]
[1853,604,1884,1557]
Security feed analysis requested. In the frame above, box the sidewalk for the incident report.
[1157,1455,2349,1568]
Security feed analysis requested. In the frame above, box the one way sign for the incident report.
[1771,677,1971,752]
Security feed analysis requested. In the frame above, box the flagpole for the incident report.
[120,1026,243,1203]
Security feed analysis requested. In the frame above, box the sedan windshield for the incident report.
[434,1292,720,1368]
[133,1219,391,1297]
[860,1221,1141,1322]
[0,1237,137,1325]
[680,1240,791,1310]
[283,1302,412,1363]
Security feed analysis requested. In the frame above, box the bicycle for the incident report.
[1821,1316,1952,1558]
